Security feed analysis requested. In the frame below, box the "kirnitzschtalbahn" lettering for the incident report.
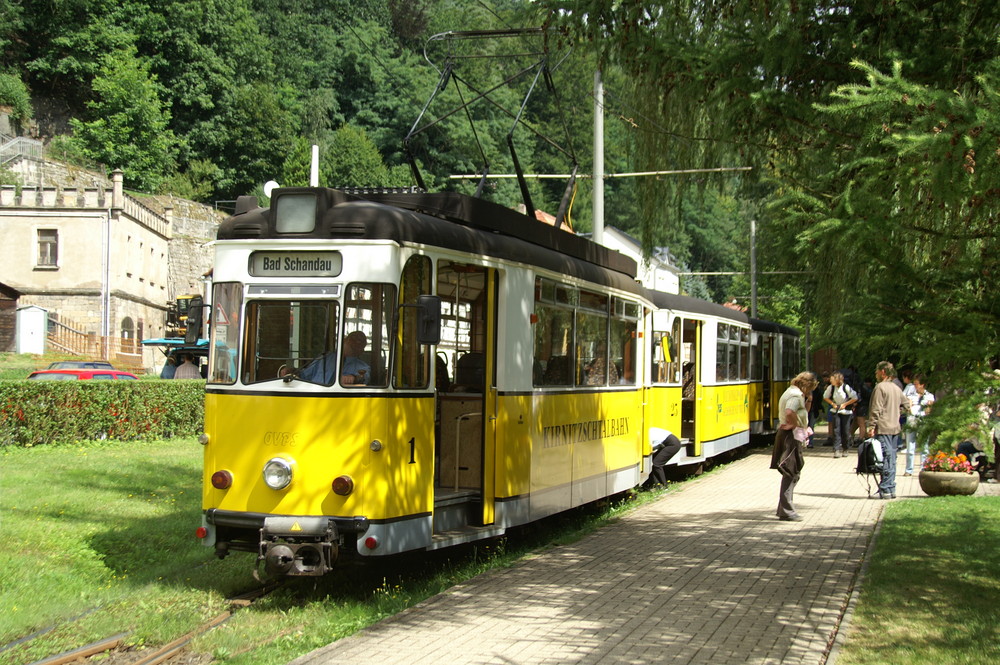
[542,417,630,448]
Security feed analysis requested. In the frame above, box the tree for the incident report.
[320,124,390,188]
[0,0,24,67]
[544,0,1000,324]
[0,73,32,127]
[770,60,1000,438]
[194,83,298,197]
[16,0,137,106]
[548,1,1000,442]
[68,47,176,191]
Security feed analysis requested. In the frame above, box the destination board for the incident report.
[249,251,342,277]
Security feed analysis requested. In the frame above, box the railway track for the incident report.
[23,583,280,665]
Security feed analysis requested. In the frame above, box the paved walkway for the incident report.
[290,442,996,665]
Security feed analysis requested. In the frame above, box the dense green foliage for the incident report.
[0,73,31,125]
[2,0,750,303]
[68,46,177,192]
[549,1,1000,419]
[0,380,205,446]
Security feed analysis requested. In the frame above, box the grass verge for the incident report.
[838,496,1000,665]
[0,438,250,664]
[0,437,689,665]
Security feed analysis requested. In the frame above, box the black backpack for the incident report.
[856,438,883,475]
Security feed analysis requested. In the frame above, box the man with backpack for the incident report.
[823,371,858,458]
[866,361,911,499]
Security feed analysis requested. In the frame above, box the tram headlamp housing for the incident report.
[262,457,294,490]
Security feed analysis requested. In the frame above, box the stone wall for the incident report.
[146,194,223,297]
[5,155,111,190]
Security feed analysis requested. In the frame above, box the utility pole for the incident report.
[750,218,757,318]
[592,70,604,245]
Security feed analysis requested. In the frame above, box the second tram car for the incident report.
[748,319,800,436]
[195,187,799,577]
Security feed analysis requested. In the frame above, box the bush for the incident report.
[0,73,32,124]
[0,380,204,446]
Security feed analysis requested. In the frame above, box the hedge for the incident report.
[0,380,205,447]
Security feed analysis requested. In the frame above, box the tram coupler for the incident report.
[259,516,339,577]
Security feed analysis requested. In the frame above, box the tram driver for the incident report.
[289,331,370,385]
[339,331,370,385]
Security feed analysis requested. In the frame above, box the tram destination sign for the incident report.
[249,251,342,277]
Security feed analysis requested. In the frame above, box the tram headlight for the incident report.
[262,457,294,490]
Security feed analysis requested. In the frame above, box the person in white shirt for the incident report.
[823,372,858,458]
[173,354,202,379]
[904,374,935,475]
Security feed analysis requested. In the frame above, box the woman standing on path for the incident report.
[770,371,820,521]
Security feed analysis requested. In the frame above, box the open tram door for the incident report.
[680,318,701,448]
[761,335,774,429]
[433,261,498,531]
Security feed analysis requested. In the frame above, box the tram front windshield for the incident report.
[245,300,339,384]
[208,282,395,387]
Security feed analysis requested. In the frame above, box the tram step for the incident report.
[429,525,506,550]
[433,488,480,508]
[433,488,481,532]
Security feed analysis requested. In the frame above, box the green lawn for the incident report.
[839,496,1000,665]
[4,438,996,664]
[0,438,650,664]
[0,438,250,663]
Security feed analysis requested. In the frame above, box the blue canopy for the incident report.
[141,337,209,347]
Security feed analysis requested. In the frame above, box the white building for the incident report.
[0,159,221,370]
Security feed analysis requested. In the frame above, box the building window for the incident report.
[37,229,58,267]
[121,317,136,354]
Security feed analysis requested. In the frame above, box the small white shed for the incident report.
[16,305,48,355]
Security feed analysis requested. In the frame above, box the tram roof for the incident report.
[218,188,643,295]
[749,317,799,336]
[647,290,750,324]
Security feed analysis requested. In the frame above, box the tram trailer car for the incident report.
[195,186,797,577]
[748,319,800,436]
[646,292,752,465]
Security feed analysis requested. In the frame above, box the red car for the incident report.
[27,369,139,381]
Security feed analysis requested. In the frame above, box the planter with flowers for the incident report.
[918,452,980,496]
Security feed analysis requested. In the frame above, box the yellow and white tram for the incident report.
[646,293,752,466]
[195,186,797,577]
[748,318,800,435]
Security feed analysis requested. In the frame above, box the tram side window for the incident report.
[651,319,681,384]
[749,335,760,381]
[716,324,729,382]
[576,290,610,386]
[651,331,667,383]
[610,298,638,386]
[244,300,338,384]
[533,278,574,387]
[666,318,682,383]
[533,303,574,386]
[395,255,432,389]
[740,328,750,380]
[729,326,740,381]
[343,283,393,387]
[208,282,242,384]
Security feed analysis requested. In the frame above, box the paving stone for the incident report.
[288,447,928,665]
